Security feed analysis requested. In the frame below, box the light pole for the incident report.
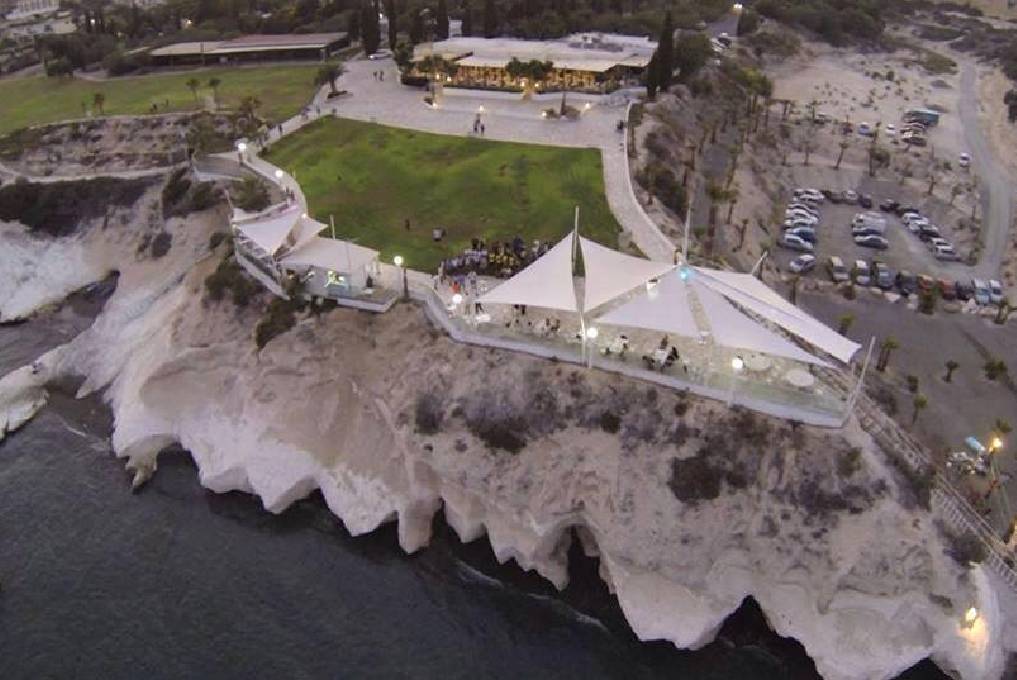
[236,141,247,164]
[393,255,408,300]
[451,292,463,317]
[728,356,744,405]
[585,326,599,369]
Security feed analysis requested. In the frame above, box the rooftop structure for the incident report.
[410,33,655,93]
[149,33,348,66]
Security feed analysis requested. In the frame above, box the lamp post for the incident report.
[585,326,599,369]
[728,356,744,405]
[393,255,408,300]
[236,141,247,163]
[451,292,463,317]
[963,606,979,628]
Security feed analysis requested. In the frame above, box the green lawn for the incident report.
[263,117,620,272]
[0,65,320,136]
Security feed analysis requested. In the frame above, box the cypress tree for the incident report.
[385,0,398,49]
[483,0,497,37]
[436,0,449,39]
[656,9,674,91]
[461,1,473,36]
[645,53,659,101]
[361,1,381,55]
[409,8,423,44]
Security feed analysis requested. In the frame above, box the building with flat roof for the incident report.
[149,33,348,67]
[409,33,655,93]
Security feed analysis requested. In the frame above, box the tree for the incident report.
[46,57,74,78]
[835,140,849,169]
[461,0,473,36]
[656,9,674,91]
[483,0,497,38]
[911,394,928,426]
[384,0,398,49]
[737,8,760,36]
[435,0,449,40]
[361,1,381,55]
[837,314,854,336]
[944,360,959,382]
[186,77,201,103]
[674,33,712,83]
[92,91,105,115]
[238,95,261,123]
[316,62,345,94]
[645,54,659,101]
[409,9,423,44]
[994,419,1013,438]
[876,336,899,372]
[207,77,221,108]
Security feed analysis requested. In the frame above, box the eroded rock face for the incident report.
[0,207,1008,680]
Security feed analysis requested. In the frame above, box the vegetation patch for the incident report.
[232,176,271,213]
[254,296,304,350]
[415,393,445,435]
[0,177,150,236]
[204,256,260,308]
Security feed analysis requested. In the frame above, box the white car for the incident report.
[787,202,819,216]
[934,245,959,261]
[843,190,859,204]
[368,49,393,60]
[789,254,816,274]
[794,188,825,203]
[989,279,1003,305]
[903,214,929,227]
[959,153,971,168]
[885,123,897,137]
[785,214,819,227]
[853,260,872,285]
[780,233,814,252]
[973,279,991,305]
[858,122,873,136]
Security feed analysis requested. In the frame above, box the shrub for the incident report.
[736,8,760,36]
[668,454,724,503]
[837,447,862,478]
[233,176,271,212]
[204,257,259,307]
[254,297,301,349]
[599,411,621,434]
[985,358,1008,381]
[414,394,444,435]
[906,375,919,393]
[150,231,172,258]
[470,418,526,454]
[947,531,987,567]
[162,168,191,209]
[0,176,149,236]
[209,231,230,250]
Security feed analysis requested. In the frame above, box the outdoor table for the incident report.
[744,354,773,372]
[653,348,668,365]
[608,338,628,355]
[475,313,492,324]
[784,369,816,388]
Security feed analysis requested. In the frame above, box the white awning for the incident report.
[579,236,674,312]
[233,204,302,256]
[595,269,700,337]
[478,232,578,312]
[694,283,827,366]
[280,236,378,274]
[693,267,860,363]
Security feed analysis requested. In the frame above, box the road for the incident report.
[959,61,1014,280]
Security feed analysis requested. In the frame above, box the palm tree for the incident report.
[92,91,105,115]
[911,394,928,426]
[186,77,201,103]
[315,62,345,95]
[993,419,1012,438]
[835,140,849,169]
[876,336,899,372]
[238,95,261,121]
[837,313,854,336]
[944,360,959,382]
[207,77,221,108]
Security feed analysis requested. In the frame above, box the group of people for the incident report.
[438,236,552,282]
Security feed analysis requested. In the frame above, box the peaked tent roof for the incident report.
[595,269,701,337]
[580,236,674,312]
[234,204,303,256]
[693,267,860,363]
[280,236,379,273]
[694,283,827,366]
[478,232,579,312]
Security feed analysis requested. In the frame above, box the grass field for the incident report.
[0,65,319,137]
[263,118,620,272]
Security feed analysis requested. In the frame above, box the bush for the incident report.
[209,231,230,250]
[906,375,919,393]
[947,531,987,567]
[668,454,724,503]
[204,257,259,307]
[162,168,191,208]
[150,231,172,258]
[0,176,149,236]
[233,176,271,212]
[599,410,621,433]
[414,394,444,435]
[470,418,526,453]
[737,8,761,36]
[837,447,862,477]
[985,358,1008,381]
[254,297,301,349]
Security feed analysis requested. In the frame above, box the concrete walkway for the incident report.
[280,59,676,262]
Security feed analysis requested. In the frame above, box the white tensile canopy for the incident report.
[280,236,379,275]
[477,232,579,312]
[579,236,674,312]
[234,204,305,256]
[692,268,859,364]
[595,269,699,337]
[694,283,829,366]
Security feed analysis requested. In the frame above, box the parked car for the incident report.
[938,279,958,300]
[789,254,817,274]
[989,279,1004,305]
[854,234,889,249]
[787,202,820,217]
[928,236,951,250]
[896,270,918,295]
[843,190,859,204]
[895,204,920,217]
[853,260,872,286]
[973,279,991,305]
[827,256,849,283]
[918,224,942,241]
[956,280,974,301]
[858,194,873,209]
[879,198,900,212]
[779,233,814,252]
[858,122,873,136]
[794,188,825,203]
[852,225,885,238]
[903,213,928,226]
[853,212,887,230]
[934,245,959,261]
[903,133,927,147]
[785,226,817,243]
[368,49,393,60]
[873,261,893,289]
[885,123,897,137]
[959,152,971,168]
[825,190,845,204]
[785,211,819,225]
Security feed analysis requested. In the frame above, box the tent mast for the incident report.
[841,336,875,426]
[573,204,588,361]
[682,179,693,265]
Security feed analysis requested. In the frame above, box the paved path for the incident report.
[959,61,1015,280]
[0,160,185,184]
[289,59,676,262]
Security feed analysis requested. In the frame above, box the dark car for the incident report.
[938,279,957,300]
[896,270,917,295]
[854,234,889,250]
[956,280,974,301]
[879,198,899,212]
[858,194,873,209]
[918,224,941,241]
[895,204,920,217]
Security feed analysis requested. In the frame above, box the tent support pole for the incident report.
[329,214,336,240]
[750,250,768,278]
[682,183,692,265]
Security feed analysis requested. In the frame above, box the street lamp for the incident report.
[963,606,979,628]
[274,169,283,180]
[393,255,408,300]
[585,326,599,369]
[451,292,463,306]
[236,141,247,163]
[728,356,744,405]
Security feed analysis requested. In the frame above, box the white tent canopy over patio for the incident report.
[475,229,860,366]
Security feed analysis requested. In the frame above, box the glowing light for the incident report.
[393,255,404,267]
[584,102,592,110]
[585,326,599,340]
[990,437,1003,453]
[274,169,283,179]
[731,356,744,371]
[679,267,691,281]
[964,607,979,626]
[646,278,659,291]
[301,213,308,219]
[451,293,463,305]
[733,3,744,12]
[236,141,247,152]
[478,105,485,113]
